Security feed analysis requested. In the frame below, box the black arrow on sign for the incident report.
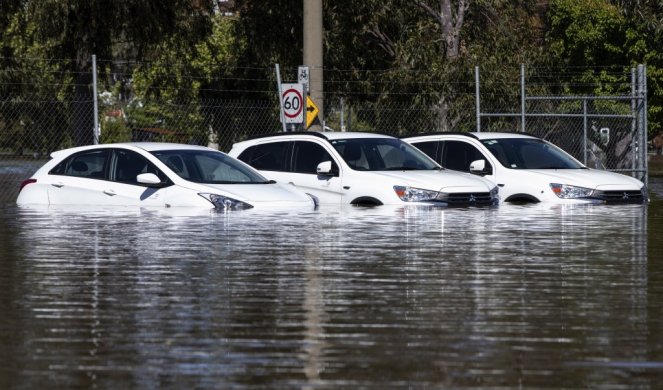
[307,106,316,112]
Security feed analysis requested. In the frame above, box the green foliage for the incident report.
[100,117,131,144]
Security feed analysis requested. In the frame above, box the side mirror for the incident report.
[137,173,165,187]
[316,161,336,176]
[469,159,489,175]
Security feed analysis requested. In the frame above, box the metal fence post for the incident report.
[583,99,587,164]
[642,65,649,187]
[92,54,99,144]
[475,66,481,132]
[520,64,526,133]
[631,68,636,176]
[340,97,345,131]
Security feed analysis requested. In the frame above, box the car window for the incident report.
[237,142,290,171]
[50,149,109,179]
[152,149,269,184]
[441,140,491,173]
[410,141,439,162]
[112,149,166,185]
[331,138,439,171]
[292,141,338,174]
[481,138,583,169]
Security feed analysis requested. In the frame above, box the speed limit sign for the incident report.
[281,83,304,124]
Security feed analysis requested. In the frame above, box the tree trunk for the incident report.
[414,0,470,60]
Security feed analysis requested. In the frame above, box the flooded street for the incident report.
[1,182,662,388]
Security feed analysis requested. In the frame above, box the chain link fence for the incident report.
[0,59,650,203]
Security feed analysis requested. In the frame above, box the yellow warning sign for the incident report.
[306,96,319,129]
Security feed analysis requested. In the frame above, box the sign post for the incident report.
[275,64,287,132]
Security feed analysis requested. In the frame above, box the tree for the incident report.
[8,0,215,146]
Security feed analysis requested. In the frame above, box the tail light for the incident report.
[19,179,37,192]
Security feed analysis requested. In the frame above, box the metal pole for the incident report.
[642,65,649,187]
[275,64,287,133]
[475,66,481,132]
[520,64,526,132]
[631,68,637,176]
[340,97,345,131]
[583,99,588,164]
[92,54,99,144]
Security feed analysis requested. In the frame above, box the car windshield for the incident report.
[481,138,584,169]
[151,149,271,184]
[330,138,440,171]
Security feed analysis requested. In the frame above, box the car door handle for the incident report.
[51,182,64,188]
[103,190,116,196]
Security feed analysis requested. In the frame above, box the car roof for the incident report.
[243,131,395,143]
[403,131,539,140]
[125,142,218,152]
[50,142,218,159]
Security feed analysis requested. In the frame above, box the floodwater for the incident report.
[0,181,662,388]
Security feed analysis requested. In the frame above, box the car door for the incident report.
[47,149,114,205]
[105,149,169,206]
[441,139,497,179]
[289,141,343,204]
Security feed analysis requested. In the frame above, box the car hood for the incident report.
[524,168,644,190]
[367,170,493,192]
[195,182,313,205]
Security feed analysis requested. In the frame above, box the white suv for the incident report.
[228,132,499,206]
[402,132,647,204]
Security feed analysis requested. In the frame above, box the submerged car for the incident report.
[16,143,317,210]
[402,132,647,204]
[227,131,499,206]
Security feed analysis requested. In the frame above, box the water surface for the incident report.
[1,186,662,388]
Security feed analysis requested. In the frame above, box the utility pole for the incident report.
[303,0,323,131]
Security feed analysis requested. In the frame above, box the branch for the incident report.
[413,0,444,26]
[366,25,396,57]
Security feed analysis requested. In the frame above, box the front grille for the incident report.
[446,192,494,206]
[593,190,645,204]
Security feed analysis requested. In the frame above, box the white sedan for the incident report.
[403,132,647,204]
[16,143,317,210]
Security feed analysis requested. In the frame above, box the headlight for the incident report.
[549,183,594,199]
[393,186,440,202]
[198,193,254,210]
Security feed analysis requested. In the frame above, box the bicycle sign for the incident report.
[281,83,304,124]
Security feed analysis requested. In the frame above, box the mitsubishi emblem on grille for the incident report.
[622,192,629,200]
[469,194,476,203]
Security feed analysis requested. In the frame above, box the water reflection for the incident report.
[0,200,660,388]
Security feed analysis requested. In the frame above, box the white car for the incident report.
[402,132,647,204]
[227,132,499,206]
[16,143,317,210]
